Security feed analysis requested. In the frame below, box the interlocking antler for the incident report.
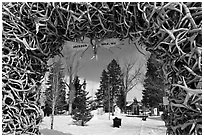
[2,2,202,135]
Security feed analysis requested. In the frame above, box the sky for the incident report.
[51,37,149,101]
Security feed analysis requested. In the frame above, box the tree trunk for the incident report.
[50,57,59,130]
[108,92,111,119]
[81,114,84,126]
[112,104,114,116]
[111,96,114,116]
[68,82,76,115]
[51,102,55,129]
[124,92,127,113]
[69,103,72,115]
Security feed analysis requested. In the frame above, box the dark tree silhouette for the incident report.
[72,77,93,126]
[96,59,124,113]
[142,54,165,110]
[95,70,109,110]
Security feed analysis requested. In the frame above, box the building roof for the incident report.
[126,101,142,107]
[126,101,133,107]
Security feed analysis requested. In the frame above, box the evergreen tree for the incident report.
[96,59,124,113]
[72,77,93,126]
[95,69,109,110]
[106,59,124,113]
[142,54,165,109]
[104,59,124,114]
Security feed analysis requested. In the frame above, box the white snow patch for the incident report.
[39,113,166,135]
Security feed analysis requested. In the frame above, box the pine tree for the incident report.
[106,59,124,113]
[142,54,165,109]
[72,77,93,126]
[95,69,109,110]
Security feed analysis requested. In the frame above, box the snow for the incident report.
[39,110,166,135]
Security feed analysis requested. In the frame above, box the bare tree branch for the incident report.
[122,58,144,113]
[122,58,143,94]
[127,82,139,93]
[133,39,146,56]
[51,57,62,129]
[63,50,82,114]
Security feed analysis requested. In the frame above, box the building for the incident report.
[126,100,143,115]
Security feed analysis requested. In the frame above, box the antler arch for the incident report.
[2,2,202,135]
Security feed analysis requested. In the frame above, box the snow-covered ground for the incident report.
[39,111,166,135]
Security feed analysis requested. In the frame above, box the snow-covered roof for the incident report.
[126,101,133,107]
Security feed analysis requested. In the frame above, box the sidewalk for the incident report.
[139,116,166,135]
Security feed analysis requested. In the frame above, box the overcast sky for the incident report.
[54,37,149,101]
